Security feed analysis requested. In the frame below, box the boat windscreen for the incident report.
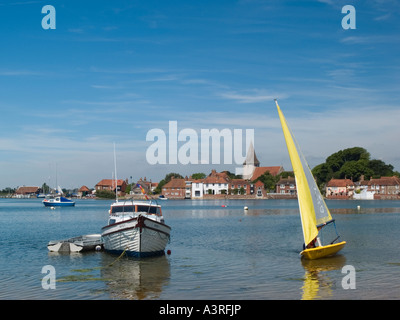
[111,205,135,213]
[137,205,159,214]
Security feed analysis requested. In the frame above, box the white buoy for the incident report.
[357,205,361,211]
[244,206,248,210]
[95,245,102,251]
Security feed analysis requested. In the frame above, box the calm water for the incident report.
[1,198,400,300]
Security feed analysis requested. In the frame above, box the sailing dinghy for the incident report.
[276,100,346,260]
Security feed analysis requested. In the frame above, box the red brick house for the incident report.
[254,180,267,197]
[276,176,297,195]
[161,177,187,199]
[367,176,400,199]
[230,179,250,195]
[95,179,127,196]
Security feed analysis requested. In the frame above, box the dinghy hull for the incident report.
[300,241,346,260]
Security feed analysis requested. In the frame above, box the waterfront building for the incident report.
[161,177,187,199]
[366,176,400,199]
[202,170,229,195]
[191,180,204,198]
[14,186,40,198]
[130,177,158,197]
[326,179,354,199]
[95,179,127,196]
[78,185,91,198]
[254,180,267,197]
[230,178,252,195]
[276,176,297,195]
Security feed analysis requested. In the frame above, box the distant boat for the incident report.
[158,195,168,200]
[48,234,102,253]
[101,200,171,257]
[43,196,75,207]
[276,100,346,260]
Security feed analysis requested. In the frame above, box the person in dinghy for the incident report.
[303,223,326,250]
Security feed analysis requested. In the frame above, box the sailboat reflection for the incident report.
[101,253,170,299]
[300,255,346,300]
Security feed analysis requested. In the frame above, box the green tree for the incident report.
[368,159,394,178]
[191,173,206,180]
[312,146,397,188]
[253,171,277,192]
[223,170,242,179]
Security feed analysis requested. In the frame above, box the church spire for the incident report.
[243,141,260,166]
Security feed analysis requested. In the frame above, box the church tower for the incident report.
[242,141,260,180]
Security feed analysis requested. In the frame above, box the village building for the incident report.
[254,180,267,197]
[367,176,400,199]
[202,170,229,195]
[326,179,355,199]
[191,179,204,198]
[230,178,251,195]
[161,177,188,199]
[78,185,91,198]
[131,177,158,197]
[14,186,39,198]
[95,179,128,196]
[276,176,297,195]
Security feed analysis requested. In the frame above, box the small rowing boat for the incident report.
[47,234,103,253]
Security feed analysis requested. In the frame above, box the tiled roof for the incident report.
[15,186,39,194]
[326,179,354,187]
[203,170,230,184]
[369,176,400,186]
[251,166,283,180]
[96,179,125,187]
[277,176,296,185]
[203,176,229,184]
[163,178,187,188]
[79,185,90,192]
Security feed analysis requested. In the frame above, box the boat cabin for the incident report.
[109,201,162,216]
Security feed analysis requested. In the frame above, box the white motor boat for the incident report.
[101,200,171,257]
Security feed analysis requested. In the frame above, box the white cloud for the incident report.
[218,89,285,103]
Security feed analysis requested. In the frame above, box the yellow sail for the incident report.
[276,100,332,247]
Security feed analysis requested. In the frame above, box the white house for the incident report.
[191,181,204,198]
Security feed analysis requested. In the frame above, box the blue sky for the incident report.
[0,0,399,189]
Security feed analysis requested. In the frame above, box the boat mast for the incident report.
[114,143,118,203]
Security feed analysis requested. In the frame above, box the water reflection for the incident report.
[300,255,346,300]
[101,253,170,300]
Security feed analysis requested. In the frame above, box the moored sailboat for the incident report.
[276,100,346,260]
[43,196,75,207]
